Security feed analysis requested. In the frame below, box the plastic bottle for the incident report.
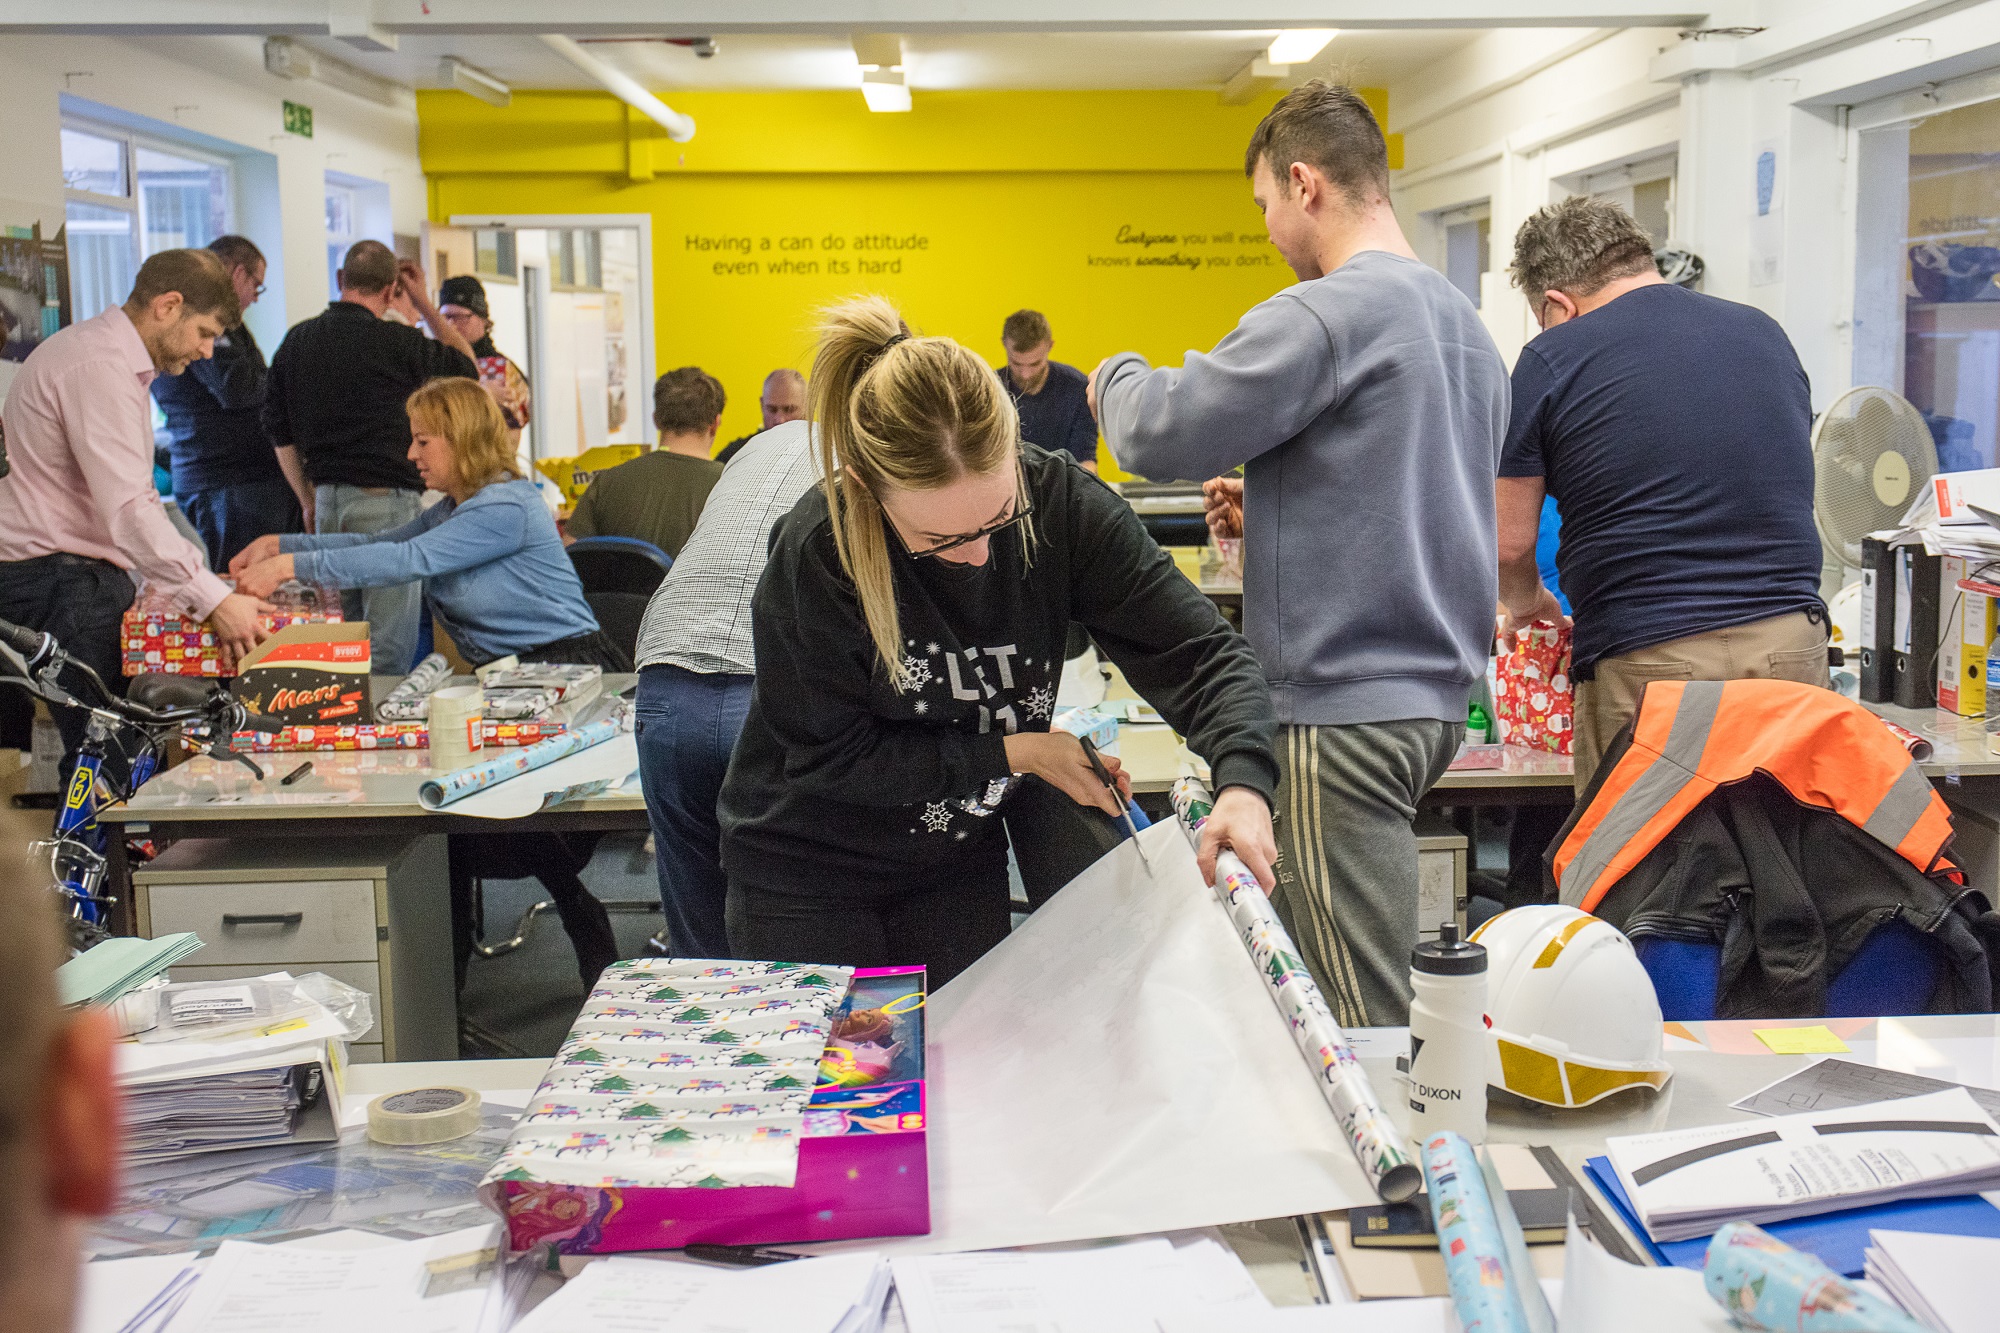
[1467,700,1492,744]
[1407,922,1489,1144]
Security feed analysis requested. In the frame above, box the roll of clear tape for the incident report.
[366,1086,483,1145]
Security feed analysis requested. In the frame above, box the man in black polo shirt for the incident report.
[263,241,477,672]
[995,309,1098,472]
[152,235,300,569]
[1495,197,1826,794]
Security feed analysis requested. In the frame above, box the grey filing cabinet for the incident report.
[130,835,455,1063]
[1415,814,1470,941]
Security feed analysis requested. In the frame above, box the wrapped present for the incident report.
[233,717,571,753]
[480,960,929,1254]
[122,580,343,677]
[1052,706,1120,755]
[1493,623,1573,755]
[479,662,602,705]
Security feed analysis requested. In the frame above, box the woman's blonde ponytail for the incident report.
[808,296,1024,691]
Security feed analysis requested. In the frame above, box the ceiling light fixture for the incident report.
[1266,29,1338,66]
[439,56,511,107]
[853,34,911,113]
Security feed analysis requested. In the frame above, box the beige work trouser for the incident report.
[1571,610,1830,795]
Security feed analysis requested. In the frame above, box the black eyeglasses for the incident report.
[888,478,1035,561]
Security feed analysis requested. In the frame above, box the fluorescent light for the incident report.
[861,74,912,113]
[440,56,511,108]
[1266,29,1338,65]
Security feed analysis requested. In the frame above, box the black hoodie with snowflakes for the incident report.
[718,443,1277,897]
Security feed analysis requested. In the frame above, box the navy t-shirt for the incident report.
[1498,283,1822,677]
[996,361,1098,466]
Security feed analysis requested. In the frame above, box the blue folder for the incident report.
[1583,1154,2000,1278]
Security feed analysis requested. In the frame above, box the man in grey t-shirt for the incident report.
[1093,81,1508,1026]
[633,420,819,957]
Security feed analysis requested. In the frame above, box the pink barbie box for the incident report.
[480,962,928,1254]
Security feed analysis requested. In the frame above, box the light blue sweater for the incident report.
[282,477,598,665]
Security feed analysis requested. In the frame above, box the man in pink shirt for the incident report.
[0,248,271,771]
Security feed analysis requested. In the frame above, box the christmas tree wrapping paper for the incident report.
[479,958,930,1254]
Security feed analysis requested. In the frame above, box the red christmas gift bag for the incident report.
[1494,623,1574,755]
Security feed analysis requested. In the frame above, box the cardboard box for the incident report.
[482,963,929,1254]
[230,623,372,725]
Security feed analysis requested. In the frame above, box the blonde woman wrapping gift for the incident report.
[717,297,1279,985]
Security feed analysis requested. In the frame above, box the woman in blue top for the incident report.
[230,377,626,671]
[233,377,630,987]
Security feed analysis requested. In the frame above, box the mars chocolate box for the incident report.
[230,623,373,725]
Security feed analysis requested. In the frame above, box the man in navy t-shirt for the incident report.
[995,309,1098,471]
[1495,197,1826,793]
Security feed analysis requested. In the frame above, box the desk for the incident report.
[156,1014,1999,1306]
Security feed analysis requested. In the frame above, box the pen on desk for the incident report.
[682,1243,804,1267]
[279,761,313,786]
[1078,735,1153,872]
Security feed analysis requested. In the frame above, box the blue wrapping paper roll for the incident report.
[1422,1131,1533,1333]
[417,714,623,810]
[1703,1222,1925,1332]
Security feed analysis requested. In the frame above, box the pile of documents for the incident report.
[1865,1229,1995,1333]
[115,987,357,1164]
[1882,467,2000,559]
[57,933,202,1008]
[1604,1088,2000,1242]
[893,1235,1268,1333]
[512,1252,890,1333]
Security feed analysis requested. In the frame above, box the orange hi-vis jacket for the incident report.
[1553,679,1957,912]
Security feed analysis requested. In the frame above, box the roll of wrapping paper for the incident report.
[1171,777,1422,1202]
[376,653,455,721]
[1421,1132,1533,1333]
[417,714,624,810]
[1702,1222,1926,1332]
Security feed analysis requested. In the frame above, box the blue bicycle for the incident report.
[1,616,282,949]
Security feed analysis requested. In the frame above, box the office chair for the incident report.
[566,536,672,664]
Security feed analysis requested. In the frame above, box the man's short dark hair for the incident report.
[1244,79,1390,205]
[1508,196,1658,299]
[339,240,399,295]
[653,366,726,435]
[127,248,240,324]
[1002,309,1051,351]
[208,234,265,273]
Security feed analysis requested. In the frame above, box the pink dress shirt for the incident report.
[0,307,230,619]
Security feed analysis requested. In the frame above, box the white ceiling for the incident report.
[296,28,1483,94]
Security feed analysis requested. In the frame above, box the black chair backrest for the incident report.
[566,537,672,663]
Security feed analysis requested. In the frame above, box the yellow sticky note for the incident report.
[1754,1025,1850,1055]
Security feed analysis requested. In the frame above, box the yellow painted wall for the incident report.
[419,87,1400,474]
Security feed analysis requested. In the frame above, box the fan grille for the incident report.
[1814,387,1938,568]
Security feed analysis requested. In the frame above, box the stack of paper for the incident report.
[512,1252,890,1333]
[116,1012,349,1164]
[58,933,202,1007]
[892,1235,1268,1333]
[1604,1088,2000,1243]
[1882,469,2000,559]
[1865,1229,1998,1333]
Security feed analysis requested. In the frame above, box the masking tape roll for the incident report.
[366,1085,483,1145]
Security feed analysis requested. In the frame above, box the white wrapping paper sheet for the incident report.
[865,819,1375,1254]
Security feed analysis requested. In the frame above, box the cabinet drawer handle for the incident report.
[221,912,304,928]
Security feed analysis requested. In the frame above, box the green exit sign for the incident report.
[283,100,313,138]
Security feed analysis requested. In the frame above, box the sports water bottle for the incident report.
[1407,922,1489,1144]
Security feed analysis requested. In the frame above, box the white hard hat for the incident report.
[1470,905,1673,1108]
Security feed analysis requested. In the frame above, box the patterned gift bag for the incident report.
[1492,623,1574,755]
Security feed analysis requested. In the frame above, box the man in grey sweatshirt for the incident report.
[1091,81,1508,1026]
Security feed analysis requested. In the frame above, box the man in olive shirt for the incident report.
[566,367,724,558]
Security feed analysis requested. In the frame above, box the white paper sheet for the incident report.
[863,822,1375,1255]
[440,733,638,819]
[893,1236,1265,1333]
[1159,1280,1563,1333]
[1556,1220,1733,1332]
[77,1253,199,1333]
[1866,1229,2000,1333]
[162,1229,493,1333]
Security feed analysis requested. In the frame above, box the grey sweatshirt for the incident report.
[1098,250,1508,726]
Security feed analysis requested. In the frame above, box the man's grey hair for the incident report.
[763,368,805,393]
[1508,196,1658,299]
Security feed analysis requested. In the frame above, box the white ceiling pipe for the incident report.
[539,33,696,142]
